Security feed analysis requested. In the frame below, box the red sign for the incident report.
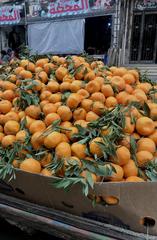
[48,0,88,16]
[47,0,115,17]
[0,6,21,24]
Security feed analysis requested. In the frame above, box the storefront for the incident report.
[119,0,157,65]
[0,0,119,63]
[26,0,118,58]
[0,2,26,53]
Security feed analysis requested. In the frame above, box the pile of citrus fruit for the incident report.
[0,55,157,189]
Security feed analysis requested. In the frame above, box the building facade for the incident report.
[0,0,120,63]
[119,0,157,66]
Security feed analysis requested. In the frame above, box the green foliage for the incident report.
[66,56,75,75]
[61,91,71,103]
[65,55,86,77]
[140,71,156,85]
[50,156,114,196]
[143,102,150,117]
[145,159,157,181]
[20,117,27,130]
[130,136,138,166]
[16,79,40,110]
[50,69,57,79]
[40,119,71,138]
[80,52,95,64]
[16,91,40,110]
[96,136,116,158]
[0,142,23,180]
[148,87,157,103]
[53,177,90,195]
[18,45,31,59]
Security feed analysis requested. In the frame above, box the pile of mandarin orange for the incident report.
[0,55,157,183]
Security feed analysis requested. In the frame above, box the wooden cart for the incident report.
[0,192,156,240]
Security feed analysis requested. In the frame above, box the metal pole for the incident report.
[0,28,2,52]
[24,0,28,46]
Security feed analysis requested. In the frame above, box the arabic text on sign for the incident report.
[0,6,20,23]
[48,0,85,15]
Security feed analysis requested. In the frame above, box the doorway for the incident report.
[84,16,112,55]
[0,25,25,54]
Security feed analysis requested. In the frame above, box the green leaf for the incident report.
[148,88,157,104]
[21,81,39,91]
[96,139,116,157]
[50,69,56,79]
[61,91,71,103]
[85,146,91,156]
[140,71,156,85]
[82,182,89,196]
[112,85,119,94]
[84,67,88,76]
[75,64,84,74]
[143,102,150,117]
[20,117,27,130]
[17,90,40,110]
[130,136,137,155]
[52,177,85,193]
[52,179,69,189]
[94,68,98,75]
[130,115,136,125]
[82,159,96,173]
[86,171,94,188]
[92,197,97,207]
[78,137,90,144]
[25,94,31,105]
[145,159,157,181]
[127,101,142,110]
[96,164,113,176]
[145,170,157,181]
[68,62,75,74]
[48,159,64,173]
[26,154,33,158]
[52,119,61,128]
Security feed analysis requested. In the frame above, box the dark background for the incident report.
[0,218,63,240]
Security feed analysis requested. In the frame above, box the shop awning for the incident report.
[28,19,85,55]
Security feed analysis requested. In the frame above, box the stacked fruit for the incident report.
[0,55,157,190]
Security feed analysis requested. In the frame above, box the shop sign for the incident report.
[0,5,21,24]
[87,0,116,11]
[47,0,116,17]
[135,0,157,10]
[47,0,87,17]
[27,0,116,18]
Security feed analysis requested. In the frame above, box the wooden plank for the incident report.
[0,193,156,240]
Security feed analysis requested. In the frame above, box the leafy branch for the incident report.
[15,79,40,110]
[50,156,114,196]
[0,142,23,180]
[40,120,71,138]
[145,159,157,181]
[140,71,156,85]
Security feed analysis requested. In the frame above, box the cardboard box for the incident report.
[2,169,157,236]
